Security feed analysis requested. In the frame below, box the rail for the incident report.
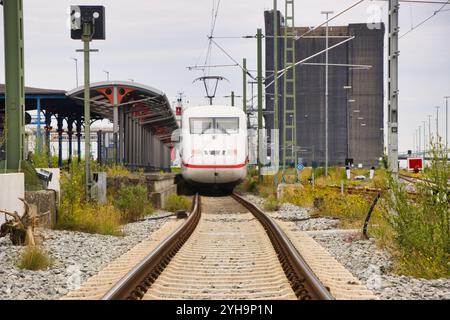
[102,194,201,300]
[232,192,334,300]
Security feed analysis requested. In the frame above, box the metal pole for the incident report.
[445,96,449,152]
[423,121,426,158]
[243,58,247,114]
[3,0,25,171]
[427,114,432,150]
[273,0,279,133]
[388,0,399,174]
[231,91,235,106]
[257,28,263,182]
[113,86,119,163]
[36,97,42,153]
[435,106,440,140]
[322,11,333,177]
[418,126,421,157]
[82,22,92,199]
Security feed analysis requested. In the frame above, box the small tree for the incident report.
[383,139,449,278]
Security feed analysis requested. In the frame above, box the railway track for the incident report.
[99,193,333,300]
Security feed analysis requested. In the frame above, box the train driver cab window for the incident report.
[190,118,214,134]
[190,117,239,134]
[215,118,239,134]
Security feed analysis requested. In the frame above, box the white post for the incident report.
[321,10,333,177]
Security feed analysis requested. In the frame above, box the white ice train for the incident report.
[180,105,248,190]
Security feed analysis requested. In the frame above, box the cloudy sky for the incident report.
[0,0,449,152]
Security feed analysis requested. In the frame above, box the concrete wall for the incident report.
[0,173,25,224]
[264,11,384,167]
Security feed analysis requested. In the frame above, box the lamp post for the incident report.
[71,57,79,87]
[435,106,440,141]
[321,10,334,177]
[445,96,450,152]
[427,114,432,150]
[422,121,426,158]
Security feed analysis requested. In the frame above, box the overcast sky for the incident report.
[0,0,449,152]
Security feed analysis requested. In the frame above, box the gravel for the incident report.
[242,192,450,300]
[0,211,172,300]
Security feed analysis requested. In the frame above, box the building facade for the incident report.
[264,11,384,167]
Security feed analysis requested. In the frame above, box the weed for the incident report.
[381,141,449,278]
[113,184,154,222]
[17,246,53,271]
[263,196,279,211]
[165,193,191,212]
[57,162,122,235]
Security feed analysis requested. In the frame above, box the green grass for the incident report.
[379,142,450,279]
[263,195,279,211]
[17,246,53,271]
[165,194,191,212]
[113,184,154,222]
[56,161,123,236]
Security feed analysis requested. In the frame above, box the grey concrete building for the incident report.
[264,11,384,167]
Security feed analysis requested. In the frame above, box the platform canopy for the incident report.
[66,81,178,143]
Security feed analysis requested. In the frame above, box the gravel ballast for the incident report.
[0,211,172,300]
[243,193,450,300]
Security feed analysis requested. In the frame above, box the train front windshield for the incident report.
[190,117,239,134]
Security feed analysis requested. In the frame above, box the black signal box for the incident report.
[70,5,105,40]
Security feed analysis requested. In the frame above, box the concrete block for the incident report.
[150,184,177,209]
[0,173,25,224]
[91,172,107,204]
[145,173,177,192]
[25,190,58,228]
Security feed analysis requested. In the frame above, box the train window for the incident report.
[190,118,214,134]
[215,118,239,134]
[190,117,239,134]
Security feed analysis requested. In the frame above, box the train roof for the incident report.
[183,105,245,116]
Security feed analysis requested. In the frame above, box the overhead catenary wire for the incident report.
[399,0,449,38]
[265,36,355,89]
[209,38,256,80]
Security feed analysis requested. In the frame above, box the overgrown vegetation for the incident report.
[17,246,53,271]
[31,151,58,168]
[379,142,449,278]
[263,195,279,211]
[240,153,449,279]
[105,164,132,177]
[165,193,191,212]
[114,184,154,222]
[57,161,123,236]
[281,185,379,228]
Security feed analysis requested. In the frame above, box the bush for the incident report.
[113,184,154,222]
[281,185,375,228]
[57,162,122,235]
[31,151,58,168]
[17,246,52,271]
[263,196,279,211]
[105,164,131,177]
[165,194,191,212]
[381,141,449,278]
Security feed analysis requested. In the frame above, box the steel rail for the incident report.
[232,193,334,300]
[102,194,201,300]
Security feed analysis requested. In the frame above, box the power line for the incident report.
[400,0,449,38]
[210,38,256,80]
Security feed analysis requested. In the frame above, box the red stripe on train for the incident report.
[182,162,247,169]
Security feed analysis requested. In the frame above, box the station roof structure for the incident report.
[66,81,178,143]
[1,81,178,144]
